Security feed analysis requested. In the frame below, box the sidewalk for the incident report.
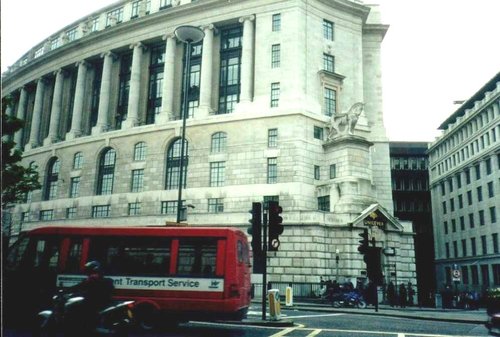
[286,298,488,324]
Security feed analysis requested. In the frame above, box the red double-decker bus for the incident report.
[4,225,252,328]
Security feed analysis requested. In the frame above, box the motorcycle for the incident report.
[331,291,367,309]
[34,289,134,337]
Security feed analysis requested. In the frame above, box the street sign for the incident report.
[452,268,461,282]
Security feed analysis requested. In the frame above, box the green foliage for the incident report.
[2,96,41,208]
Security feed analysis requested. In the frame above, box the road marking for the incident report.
[398,334,405,337]
[306,329,322,337]
[288,313,345,319]
[269,327,298,337]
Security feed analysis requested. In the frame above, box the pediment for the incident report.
[351,203,404,232]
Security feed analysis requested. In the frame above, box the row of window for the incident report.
[444,233,499,259]
[444,263,500,287]
[30,196,281,222]
[435,126,499,176]
[433,102,499,160]
[391,177,429,191]
[391,157,428,170]
[441,184,496,215]
[438,155,498,196]
[443,207,498,234]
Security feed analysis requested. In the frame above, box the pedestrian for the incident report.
[407,282,415,306]
[387,281,396,307]
[399,283,407,308]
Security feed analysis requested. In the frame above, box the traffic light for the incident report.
[358,228,369,255]
[268,201,283,251]
[366,247,383,285]
[248,202,264,273]
[248,202,262,255]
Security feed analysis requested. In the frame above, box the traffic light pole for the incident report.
[262,212,267,321]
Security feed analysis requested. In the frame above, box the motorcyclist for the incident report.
[69,261,114,333]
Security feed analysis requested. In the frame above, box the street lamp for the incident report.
[175,25,205,223]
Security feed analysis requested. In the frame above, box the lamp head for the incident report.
[174,25,205,44]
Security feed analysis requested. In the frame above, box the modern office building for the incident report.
[428,72,500,293]
[390,142,435,305]
[2,0,416,286]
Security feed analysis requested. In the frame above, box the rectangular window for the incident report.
[131,0,140,18]
[471,265,479,285]
[92,205,110,218]
[268,128,278,147]
[90,18,99,32]
[477,186,483,202]
[450,198,455,212]
[443,221,448,235]
[272,14,281,32]
[465,168,471,184]
[471,237,477,256]
[445,243,450,258]
[490,206,497,223]
[208,198,224,213]
[40,210,54,221]
[442,201,447,214]
[488,181,494,198]
[106,7,124,26]
[456,174,462,188]
[69,177,81,198]
[66,207,77,219]
[323,19,334,40]
[475,163,481,180]
[161,200,182,214]
[160,0,172,9]
[66,27,77,42]
[453,241,458,258]
[479,210,485,226]
[318,196,330,211]
[34,47,44,59]
[481,235,487,255]
[493,234,499,254]
[324,87,337,116]
[176,238,217,276]
[451,219,456,232]
[128,202,142,215]
[330,164,336,179]
[218,26,242,114]
[458,195,463,208]
[469,213,475,228]
[462,239,467,257]
[441,182,446,196]
[481,265,490,286]
[210,162,225,187]
[131,169,144,192]
[271,44,280,68]
[323,53,334,72]
[448,179,453,192]
[267,157,277,184]
[467,190,473,205]
[462,265,469,284]
[460,216,465,231]
[493,264,500,285]
[314,126,324,140]
[147,44,166,124]
[314,165,320,180]
[270,82,280,107]
[51,38,60,50]
[486,157,492,174]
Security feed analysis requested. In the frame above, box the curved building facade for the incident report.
[2,0,416,286]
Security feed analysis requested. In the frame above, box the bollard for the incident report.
[268,289,281,321]
[285,284,293,306]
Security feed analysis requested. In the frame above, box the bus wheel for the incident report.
[134,304,158,331]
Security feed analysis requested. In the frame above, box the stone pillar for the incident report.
[238,15,255,103]
[123,42,145,129]
[26,78,46,150]
[93,52,115,135]
[14,87,28,149]
[2,100,14,143]
[67,61,88,140]
[44,69,65,145]
[198,24,215,118]
[158,33,176,124]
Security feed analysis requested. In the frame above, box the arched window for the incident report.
[165,138,188,190]
[96,148,116,195]
[44,157,60,200]
[134,142,147,161]
[211,132,227,153]
[73,152,84,170]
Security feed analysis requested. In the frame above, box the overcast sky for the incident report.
[2,0,499,142]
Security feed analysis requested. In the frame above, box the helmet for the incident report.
[84,261,102,275]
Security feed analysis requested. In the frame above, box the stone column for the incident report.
[198,24,215,118]
[158,33,176,124]
[14,87,28,149]
[93,52,115,135]
[26,78,46,150]
[44,69,65,145]
[238,15,255,103]
[2,100,14,143]
[123,42,145,129]
[67,61,88,140]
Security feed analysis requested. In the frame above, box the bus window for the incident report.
[88,237,171,276]
[33,238,61,271]
[65,238,83,273]
[5,236,30,270]
[177,238,218,277]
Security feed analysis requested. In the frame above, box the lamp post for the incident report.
[174,25,205,223]
[335,248,340,282]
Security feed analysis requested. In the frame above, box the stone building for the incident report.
[2,0,416,287]
[428,72,500,293]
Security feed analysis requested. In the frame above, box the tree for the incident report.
[2,96,41,208]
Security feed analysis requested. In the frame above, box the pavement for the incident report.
[235,298,489,327]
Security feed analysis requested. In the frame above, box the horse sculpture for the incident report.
[327,102,364,140]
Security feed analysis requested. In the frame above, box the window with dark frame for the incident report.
[128,202,142,215]
[131,169,144,192]
[270,82,280,107]
[314,165,320,180]
[218,26,242,114]
[271,44,280,68]
[318,195,330,211]
[147,44,165,124]
[208,198,224,213]
[97,148,116,195]
[165,138,188,190]
[314,126,324,140]
[69,177,81,198]
[134,142,147,161]
[268,128,278,147]
[324,87,336,116]
[211,132,227,153]
[92,205,110,218]
[323,19,334,40]
[323,53,334,72]
[267,157,277,184]
[116,53,132,129]
[210,162,226,187]
[272,14,281,32]
[44,158,60,201]
[73,152,84,169]
[330,164,336,179]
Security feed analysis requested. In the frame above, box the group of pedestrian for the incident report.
[441,285,480,309]
[386,281,415,308]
